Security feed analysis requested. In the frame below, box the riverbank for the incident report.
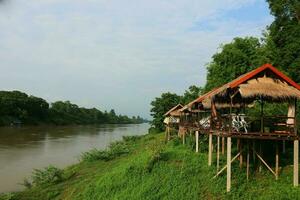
[1,133,300,200]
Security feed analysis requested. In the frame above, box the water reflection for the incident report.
[0,123,149,193]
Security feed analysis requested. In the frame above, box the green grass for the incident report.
[1,133,300,200]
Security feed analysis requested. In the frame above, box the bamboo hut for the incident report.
[164,104,183,141]
[203,64,300,192]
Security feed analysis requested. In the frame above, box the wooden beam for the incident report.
[227,137,231,192]
[294,140,299,186]
[208,133,212,166]
[214,152,240,178]
[255,150,276,177]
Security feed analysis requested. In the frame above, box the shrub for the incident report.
[145,142,166,172]
[122,135,142,143]
[81,141,129,162]
[148,127,161,134]
[31,165,64,186]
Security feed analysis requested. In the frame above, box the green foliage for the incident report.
[145,142,166,172]
[181,85,203,105]
[31,166,64,186]
[9,133,300,200]
[150,85,202,131]
[81,141,129,162]
[266,0,300,83]
[150,92,181,131]
[0,90,147,126]
[204,37,270,91]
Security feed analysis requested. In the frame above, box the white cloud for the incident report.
[0,0,272,118]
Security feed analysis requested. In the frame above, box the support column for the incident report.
[247,141,250,181]
[227,137,231,192]
[195,131,199,153]
[208,133,212,166]
[283,140,286,154]
[217,136,220,171]
[239,139,243,168]
[183,132,185,145]
[222,137,225,155]
[259,142,262,172]
[276,142,279,180]
[294,140,299,186]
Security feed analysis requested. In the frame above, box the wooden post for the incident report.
[227,137,231,192]
[183,132,185,145]
[294,140,299,186]
[208,133,212,166]
[168,126,171,141]
[293,98,298,187]
[222,137,225,155]
[276,142,279,180]
[217,136,220,172]
[260,97,264,134]
[239,139,243,168]
[259,142,262,172]
[247,141,250,181]
[195,131,199,153]
[252,141,256,165]
[283,140,286,154]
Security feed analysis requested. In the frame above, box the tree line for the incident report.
[0,90,147,126]
[150,0,300,131]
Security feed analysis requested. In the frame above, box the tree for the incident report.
[266,0,300,83]
[150,92,181,131]
[181,85,203,104]
[204,37,269,91]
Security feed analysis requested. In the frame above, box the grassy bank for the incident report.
[1,133,300,200]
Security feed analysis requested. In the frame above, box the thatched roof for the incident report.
[202,64,300,108]
[164,104,183,117]
[179,88,220,112]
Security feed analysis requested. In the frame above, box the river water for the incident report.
[0,123,149,193]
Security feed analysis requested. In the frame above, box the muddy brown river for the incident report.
[0,123,149,193]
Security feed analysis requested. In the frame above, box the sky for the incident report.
[0,0,273,119]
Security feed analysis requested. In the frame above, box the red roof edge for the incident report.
[229,63,300,90]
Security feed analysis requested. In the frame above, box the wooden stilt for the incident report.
[183,132,185,145]
[227,137,231,192]
[195,131,199,153]
[252,141,256,165]
[214,152,240,178]
[247,141,250,181]
[283,140,286,154]
[217,136,220,171]
[276,142,279,180]
[208,133,212,166]
[239,139,243,168]
[294,140,299,186]
[222,137,225,155]
[167,126,170,141]
[259,142,262,172]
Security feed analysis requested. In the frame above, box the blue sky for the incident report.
[0,0,272,118]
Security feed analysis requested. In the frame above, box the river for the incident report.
[0,123,149,193]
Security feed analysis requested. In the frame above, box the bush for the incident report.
[123,135,143,143]
[145,142,166,173]
[81,141,129,162]
[148,127,161,134]
[31,166,64,186]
